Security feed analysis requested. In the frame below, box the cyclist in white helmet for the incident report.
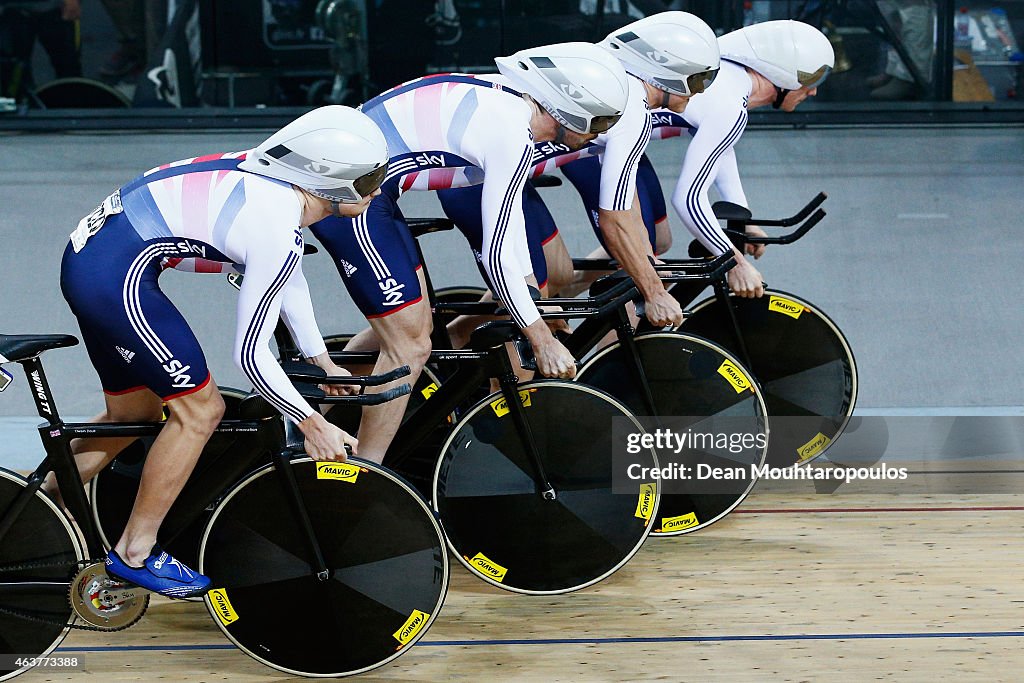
[438,11,720,333]
[55,106,387,598]
[639,19,835,297]
[310,43,630,463]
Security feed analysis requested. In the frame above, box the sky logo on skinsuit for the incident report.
[379,278,406,307]
[163,359,196,390]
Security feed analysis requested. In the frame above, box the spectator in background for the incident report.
[0,0,82,101]
[868,0,935,100]
[97,0,146,82]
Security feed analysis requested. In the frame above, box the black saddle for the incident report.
[0,334,78,362]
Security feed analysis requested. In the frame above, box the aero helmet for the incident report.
[718,20,835,91]
[495,42,630,135]
[600,11,720,97]
[239,105,388,203]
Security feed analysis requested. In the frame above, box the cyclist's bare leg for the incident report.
[542,233,573,297]
[561,243,613,298]
[446,289,498,349]
[354,270,433,464]
[654,217,672,257]
[41,389,164,509]
[115,380,224,565]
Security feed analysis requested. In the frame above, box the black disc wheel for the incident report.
[0,469,84,682]
[433,381,659,594]
[679,290,857,467]
[576,332,768,535]
[200,458,448,677]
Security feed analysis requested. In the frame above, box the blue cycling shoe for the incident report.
[105,545,211,599]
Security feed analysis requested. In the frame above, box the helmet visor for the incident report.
[798,65,832,89]
[352,161,388,200]
[589,113,622,134]
[685,67,719,95]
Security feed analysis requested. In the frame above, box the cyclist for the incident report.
[439,11,721,317]
[309,42,630,463]
[54,106,388,598]
[638,19,835,297]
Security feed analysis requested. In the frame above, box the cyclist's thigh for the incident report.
[310,188,423,319]
[60,214,211,400]
[522,183,555,289]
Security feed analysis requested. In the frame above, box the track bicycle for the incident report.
[0,333,447,679]
[648,194,858,468]
[393,220,770,537]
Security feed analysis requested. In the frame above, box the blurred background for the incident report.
[1,0,1023,127]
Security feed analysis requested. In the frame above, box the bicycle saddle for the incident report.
[0,333,78,362]
[406,218,456,239]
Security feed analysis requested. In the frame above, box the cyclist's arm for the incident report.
[670,107,749,256]
[278,258,329,361]
[712,147,749,208]
[479,137,542,330]
[233,234,316,424]
[595,107,667,303]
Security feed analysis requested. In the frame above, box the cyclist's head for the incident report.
[240,105,389,205]
[600,11,720,99]
[718,20,834,105]
[494,42,630,136]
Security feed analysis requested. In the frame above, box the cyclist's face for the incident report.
[333,187,380,217]
[562,129,598,151]
[780,85,819,112]
[662,92,690,114]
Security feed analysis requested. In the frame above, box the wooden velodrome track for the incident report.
[23,491,1023,682]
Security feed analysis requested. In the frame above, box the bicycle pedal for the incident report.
[69,561,149,629]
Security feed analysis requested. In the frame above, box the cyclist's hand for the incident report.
[307,352,358,395]
[643,289,684,328]
[319,359,358,396]
[540,305,572,336]
[744,226,768,259]
[534,337,577,379]
[301,413,357,461]
[727,259,765,298]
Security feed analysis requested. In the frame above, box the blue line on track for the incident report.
[56,630,1024,653]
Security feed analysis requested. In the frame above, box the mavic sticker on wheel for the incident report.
[489,389,534,417]
[659,512,698,533]
[768,296,805,319]
[634,483,656,521]
[393,609,431,647]
[797,432,831,461]
[467,552,508,582]
[717,360,753,394]
[315,462,361,483]
[208,588,238,626]
[421,382,439,400]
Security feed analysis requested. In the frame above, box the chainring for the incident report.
[68,562,149,630]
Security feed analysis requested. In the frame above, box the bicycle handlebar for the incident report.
[728,207,826,245]
[281,360,412,386]
[715,192,827,228]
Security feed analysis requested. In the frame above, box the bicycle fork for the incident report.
[494,353,557,502]
[273,423,330,583]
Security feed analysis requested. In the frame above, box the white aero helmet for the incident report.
[239,105,389,203]
[600,11,720,97]
[718,20,835,92]
[495,42,630,135]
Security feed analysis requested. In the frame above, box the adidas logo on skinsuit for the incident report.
[115,346,135,363]
[339,259,358,277]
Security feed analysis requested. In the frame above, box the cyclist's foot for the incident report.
[105,545,211,598]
